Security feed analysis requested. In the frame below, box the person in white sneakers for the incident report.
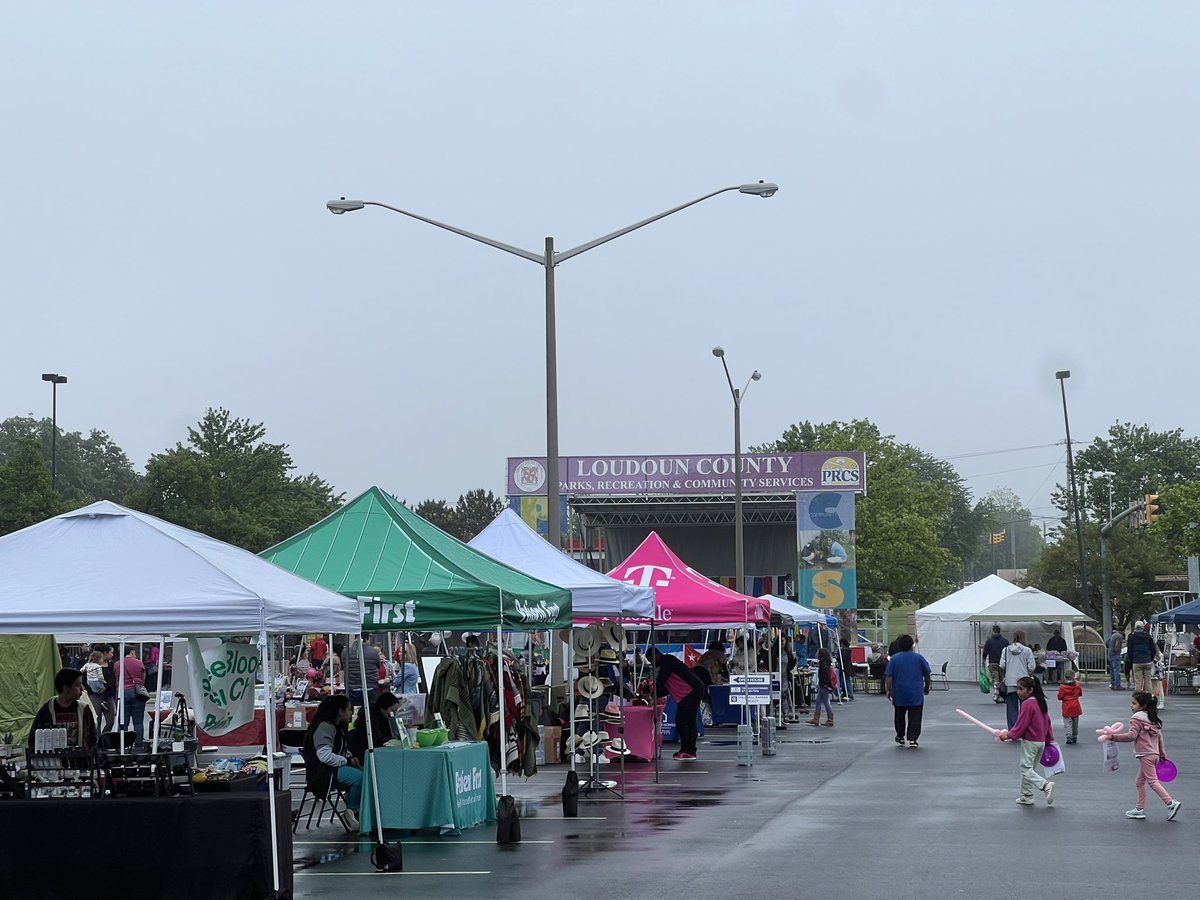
[998,676,1056,808]
[1102,691,1181,821]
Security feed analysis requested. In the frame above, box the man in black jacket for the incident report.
[1045,629,1069,684]
[981,626,1009,703]
[649,648,705,761]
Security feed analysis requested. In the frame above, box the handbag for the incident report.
[1102,739,1120,772]
[978,669,991,694]
[996,681,1008,699]
[135,684,151,700]
[1043,741,1066,777]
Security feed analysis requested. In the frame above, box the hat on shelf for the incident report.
[573,651,596,668]
[606,738,632,756]
[571,733,586,749]
[578,675,605,699]
[579,730,600,749]
[574,703,591,720]
[597,647,621,666]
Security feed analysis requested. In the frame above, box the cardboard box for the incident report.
[543,725,562,765]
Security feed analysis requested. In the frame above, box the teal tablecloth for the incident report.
[358,741,496,834]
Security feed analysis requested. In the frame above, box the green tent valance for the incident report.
[260,487,571,632]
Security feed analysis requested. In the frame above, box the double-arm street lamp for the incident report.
[712,348,761,591]
[1056,370,1092,617]
[327,182,778,549]
[41,373,68,491]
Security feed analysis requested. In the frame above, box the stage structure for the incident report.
[506,452,867,600]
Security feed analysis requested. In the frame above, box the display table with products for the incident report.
[0,792,292,899]
[358,741,496,835]
[156,703,318,748]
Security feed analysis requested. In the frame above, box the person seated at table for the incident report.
[302,695,361,832]
[29,668,98,752]
[349,691,402,760]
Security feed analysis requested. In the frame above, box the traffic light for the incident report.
[1144,494,1162,525]
[989,531,1006,545]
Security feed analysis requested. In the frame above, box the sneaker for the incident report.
[671,751,685,760]
[677,752,697,761]
[340,808,359,832]
[895,735,906,747]
[1125,808,1146,819]
[1015,796,1034,806]
[907,741,919,749]
[1167,800,1182,821]
[1043,781,1055,806]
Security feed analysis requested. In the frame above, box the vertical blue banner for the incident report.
[796,491,858,609]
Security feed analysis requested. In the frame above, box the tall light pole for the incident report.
[712,348,762,592]
[41,373,67,491]
[1056,370,1091,617]
[327,182,778,549]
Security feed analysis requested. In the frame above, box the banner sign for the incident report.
[187,640,260,735]
[796,491,858,610]
[507,494,569,538]
[507,452,866,497]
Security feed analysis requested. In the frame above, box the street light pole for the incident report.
[712,348,762,592]
[1056,370,1092,617]
[40,373,67,491]
[327,183,778,549]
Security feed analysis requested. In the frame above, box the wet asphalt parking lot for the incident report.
[291,682,1198,899]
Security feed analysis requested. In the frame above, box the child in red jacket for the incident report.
[1057,669,1083,744]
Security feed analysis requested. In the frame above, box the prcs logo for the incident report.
[820,456,861,487]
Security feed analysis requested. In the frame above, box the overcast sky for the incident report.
[5,2,1197,525]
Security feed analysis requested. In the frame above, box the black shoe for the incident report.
[908,741,919,749]
[895,735,906,746]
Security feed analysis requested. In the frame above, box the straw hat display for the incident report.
[597,647,621,666]
[578,674,605,699]
[606,738,632,756]
[598,620,627,651]
[572,624,601,656]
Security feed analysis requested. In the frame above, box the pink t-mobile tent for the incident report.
[602,531,771,628]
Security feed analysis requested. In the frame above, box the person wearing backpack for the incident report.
[1000,631,1035,730]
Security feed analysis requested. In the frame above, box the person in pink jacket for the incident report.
[1000,676,1056,807]
[1102,691,1182,821]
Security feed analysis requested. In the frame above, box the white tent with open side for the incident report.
[761,595,826,626]
[468,508,654,619]
[914,575,1090,682]
[0,501,363,895]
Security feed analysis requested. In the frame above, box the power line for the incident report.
[941,442,1062,461]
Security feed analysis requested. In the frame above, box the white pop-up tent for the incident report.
[469,508,654,618]
[0,501,363,895]
[915,575,1090,682]
[762,595,826,626]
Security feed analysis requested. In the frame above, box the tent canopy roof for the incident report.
[916,576,1090,623]
[468,509,653,619]
[605,532,769,627]
[0,501,361,637]
[762,594,826,625]
[1152,596,1200,625]
[261,487,571,631]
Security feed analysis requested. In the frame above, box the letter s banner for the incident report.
[797,569,857,610]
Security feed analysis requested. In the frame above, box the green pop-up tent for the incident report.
[260,486,571,631]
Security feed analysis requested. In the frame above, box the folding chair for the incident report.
[292,748,350,832]
[930,661,950,691]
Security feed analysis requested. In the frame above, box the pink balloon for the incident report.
[1156,758,1178,782]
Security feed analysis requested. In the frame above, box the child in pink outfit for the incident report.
[1001,676,1056,807]
[1102,691,1181,821]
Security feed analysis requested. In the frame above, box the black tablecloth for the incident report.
[0,792,292,899]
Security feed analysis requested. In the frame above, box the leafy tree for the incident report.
[1157,482,1200,558]
[124,408,342,552]
[754,420,958,607]
[412,499,458,536]
[1072,422,1200,522]
[0,415,141,503]
[453,489,505,541]
[966,488,1045,580]
[1024,521,1180,629]
[0,436,66,535]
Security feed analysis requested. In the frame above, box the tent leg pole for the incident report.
[497,623,508,796]
[260,632,281,895]
[151,637,165,754]
[117,640,126,753]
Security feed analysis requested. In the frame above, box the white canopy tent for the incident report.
[762,595,826,626]
[469,509,654,618]
[915,576,1090,682]
[0,501,363,894]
